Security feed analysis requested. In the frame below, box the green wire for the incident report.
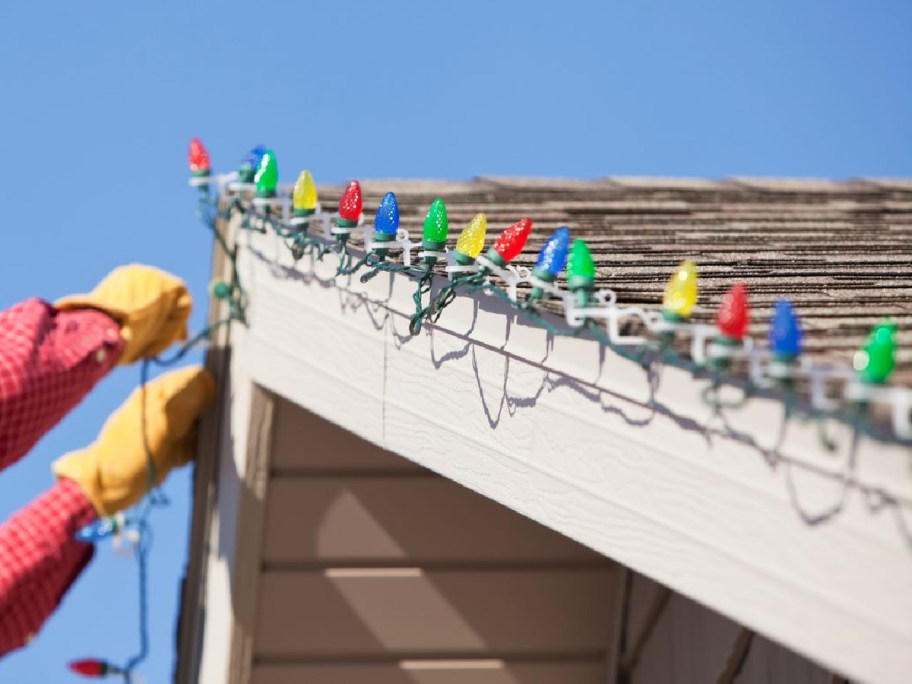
[209,192,911,452]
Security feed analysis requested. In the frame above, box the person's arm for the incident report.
[0,264,191,472]
[0,299,123,470]
[0,479,96,653]
[0,367,214,657]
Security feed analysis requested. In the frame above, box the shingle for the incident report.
[315,177,912,381]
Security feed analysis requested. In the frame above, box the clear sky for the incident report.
[0,1,909,682]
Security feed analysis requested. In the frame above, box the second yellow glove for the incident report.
[53,366,216,516]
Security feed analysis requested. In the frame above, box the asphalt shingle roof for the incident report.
[313,177,912,381]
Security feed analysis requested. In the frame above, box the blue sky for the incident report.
[0,1,909,681]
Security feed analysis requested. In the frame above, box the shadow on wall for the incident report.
[228,398,835,683]
[245,243,912,550]
[253,398,616,683]
[185,303,855,683]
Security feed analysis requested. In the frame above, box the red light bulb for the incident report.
[338,180,363,222]
[716,283,750,340]
[492,218,533,263]
[68,659,108,678]
[188,138,211,175]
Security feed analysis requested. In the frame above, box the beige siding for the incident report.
[625,574,833,684]
[255,569,613,657]
[235,215,912,684]
[256,399,615,681]
[271,397,422,473]
[736,635,832,684]
[184,178,908,683]
[252,662,607,684]
[263,478,605,565]
[252,398,839,684]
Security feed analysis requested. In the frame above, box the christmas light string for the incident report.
[68,280,240,678]
[65,141,246,679]
[194,142,912,557]
[189,140,912,451]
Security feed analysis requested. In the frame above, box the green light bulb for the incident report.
[857,320,898,384]
[255,149,278,198]
[568,239,595,281]
[567,239,596,306]
[209,278,232,301]
[422,198,448,253]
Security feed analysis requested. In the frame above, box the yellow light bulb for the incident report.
[293,170,318,213]
[454,213,487,263]
[663,259,698,319]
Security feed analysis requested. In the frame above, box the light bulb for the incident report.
[68,659,122,678]
[567,239,595,284]
[716,283,750,341]
[453,213,487,264]
[238,145,266,183]
[662,260,698,320]
[373,192,399,240]
[488,218,532,266]
[188,138,210,176]
[422,198,449,256]
[209,279,232,301]
[856,320,897,384]
[75,513,127,544]
[532,226,571,281]
[337,180,362,226]
[293,170,318,215]
[566,238,596,307]
[769,299,803,360]
[254,149,278,198]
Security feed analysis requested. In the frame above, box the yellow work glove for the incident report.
[56,264,192,364]
[53,366,216,516]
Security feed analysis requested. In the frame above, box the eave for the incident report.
[177,177,912,684]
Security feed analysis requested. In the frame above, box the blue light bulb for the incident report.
[374,192,400,236]
[769,299,803,359]
[238,145,267,182]
[241,145,266,169]
[534,226,571,278]
[75,513,126,543]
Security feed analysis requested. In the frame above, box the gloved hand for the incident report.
[55,264,192,364]
[53,366,216,516]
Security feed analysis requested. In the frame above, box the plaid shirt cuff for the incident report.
[0,478,97,655]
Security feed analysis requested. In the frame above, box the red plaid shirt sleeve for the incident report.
[0,298,124,470]
[0,478,98,655]
[0,298,122,654]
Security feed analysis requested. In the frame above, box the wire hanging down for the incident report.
[68,296,240,681]
[188,140,912,551]
[189,145,911,448]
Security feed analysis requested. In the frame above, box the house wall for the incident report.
[180,204,910,683]
[624,573,833,684]
[220,222,910,683]
[245,398,836,684]
[250,398,617,683]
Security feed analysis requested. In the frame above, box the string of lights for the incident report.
[189,139,911,448]
[66,139,910,681]
[63,135,903,681]
[67,315,236,680]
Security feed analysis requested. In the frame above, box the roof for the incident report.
[176,175,912,684]
[315,176,912,380]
